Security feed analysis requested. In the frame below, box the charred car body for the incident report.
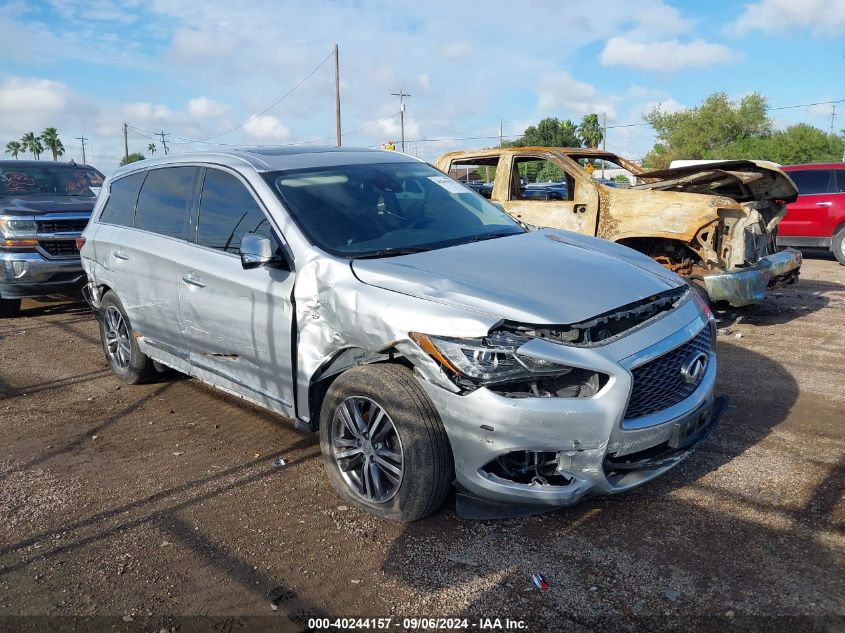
[0,160,103,317]
[80,147,726,521]
[436,148,802,307]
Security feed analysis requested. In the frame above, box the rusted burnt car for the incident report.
[436,148,802,306]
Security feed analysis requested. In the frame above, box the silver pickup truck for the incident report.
[0,160,103,317]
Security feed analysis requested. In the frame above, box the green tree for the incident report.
[507,117,581,148]
[5,141,22,159]
[120,152,145,166]
[577,113,604,149]
[148,143,157,155]
[722,123,844,164]
[536,161,564,182]
[40,127,64,161]
[643,92,771,169]
[21,132,44,160]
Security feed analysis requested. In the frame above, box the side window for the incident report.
[448,158,498,199]
[511,156,572,201]
[134,167,197,239]
[98,172,145,226]
[197,169,277,254]
[834,170,845,193]
[788,170,833,195]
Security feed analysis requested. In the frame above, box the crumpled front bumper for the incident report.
[703,248,802,307]
[0,251,85,299]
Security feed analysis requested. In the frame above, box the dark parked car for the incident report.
[778,163,845,265]
[0,160,104,317]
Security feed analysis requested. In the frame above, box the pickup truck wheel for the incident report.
[319,364,453,522]
[833,229,845,266]
[0,298,21,318]
[98,291,155,384]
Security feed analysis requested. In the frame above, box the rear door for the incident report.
[125,166,200,346]
[177,167,296,414]
[779,169,835,242]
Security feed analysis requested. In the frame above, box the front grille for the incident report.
[625,326,712,420]
[39,240,79,258]
[37,219,89,233]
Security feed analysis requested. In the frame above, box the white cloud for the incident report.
[733,0,845,35]
[169,27,237,61]
[187,97,228,118]
[0,77,68,114]
[243,115,291,142]
[440,41,472,60]
[600,37,734,71]
[536,72,616,118]
[643,98,685,115]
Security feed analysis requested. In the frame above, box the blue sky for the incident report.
[1,0,843,173]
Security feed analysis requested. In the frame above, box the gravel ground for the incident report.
[0,255,843,633]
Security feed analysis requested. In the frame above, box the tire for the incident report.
[98,291,155,384]
[0,298,21,318]
[833,229,845,266]
[319,364,453,522]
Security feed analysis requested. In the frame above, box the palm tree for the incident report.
[40,127,65,161]
[577,114,604,149]
[21,132,44,160]
[148,143,157,155]
[5,141,22,159]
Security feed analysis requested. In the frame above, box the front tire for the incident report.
[0,298,21,318]
[98,291,155,384]
[319,364,453,522]
[833,229,845,266]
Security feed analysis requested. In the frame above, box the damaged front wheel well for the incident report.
[616,236,704,276]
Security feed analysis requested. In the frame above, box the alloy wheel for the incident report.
[103,306,131,369]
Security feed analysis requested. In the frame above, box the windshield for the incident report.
[0,165,104,197]
[266,162,524,257]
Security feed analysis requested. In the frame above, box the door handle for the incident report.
[573,204,587,214]
[815,201,832,207]
[181,273,206,288]
[113,250,129,260]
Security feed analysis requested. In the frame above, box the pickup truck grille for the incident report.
[37,219,89,233]
[625,326,712,420]
[39,240,78,258]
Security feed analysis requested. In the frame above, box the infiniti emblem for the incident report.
[680,351,708,385]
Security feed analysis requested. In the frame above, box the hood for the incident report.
[634,160,798,203]
[0,194,97,216]
[351,229,685,324]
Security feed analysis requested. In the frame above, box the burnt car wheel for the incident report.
[833,229,845,266]
[0,298,21,318]
[98,291,155,384]
[319,364,453,522]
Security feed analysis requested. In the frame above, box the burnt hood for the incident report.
[634,160,798,203]
[0,194,97,216]
[351,229,685,324]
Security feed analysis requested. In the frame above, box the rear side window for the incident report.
[788,169,834,195]
[134,167,198,239]
[835,170,845,193]
[99,172,145,226]
[196,169,277,254]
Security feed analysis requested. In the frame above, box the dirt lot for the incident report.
[0,255,843,633]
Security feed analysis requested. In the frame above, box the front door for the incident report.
[779,168,837,241]
[178,167,296,415]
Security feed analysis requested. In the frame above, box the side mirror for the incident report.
[240,233,283,270]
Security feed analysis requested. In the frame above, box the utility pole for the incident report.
[601,112,607,179]
[76,134,88,164]
[499,117,504,147]
[158,131,169,156]
[830,104,837,136]
[391,89,411,153]
[123,123,129,163]
[334,44,342,147]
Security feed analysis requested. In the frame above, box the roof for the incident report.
[0,160,95,169]
[437,146,623,160]
[110,146,422,179]
[781,162,845,170]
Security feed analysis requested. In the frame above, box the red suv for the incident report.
[778,163,845,265]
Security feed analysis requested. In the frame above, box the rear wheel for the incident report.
[833,229,845,266]
[319,364,453,522]
[0,298,21,318]
[98,291,155,384]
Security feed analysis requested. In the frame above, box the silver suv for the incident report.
[80,147,726,521]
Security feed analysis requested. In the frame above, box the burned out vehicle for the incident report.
[435,148,802,306]
[80,147,726,521]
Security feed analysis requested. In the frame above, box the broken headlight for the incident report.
[410,330,570,386]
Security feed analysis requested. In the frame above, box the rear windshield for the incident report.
[0,165,104,197]
[265,161,524,257]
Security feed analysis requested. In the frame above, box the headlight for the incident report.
[0,218,38,248]
[410,330,570,385]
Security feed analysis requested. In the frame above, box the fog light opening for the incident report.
[482,451,572,486]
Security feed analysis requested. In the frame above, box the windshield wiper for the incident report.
[353,246,433,259]
[465,231,520,243]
